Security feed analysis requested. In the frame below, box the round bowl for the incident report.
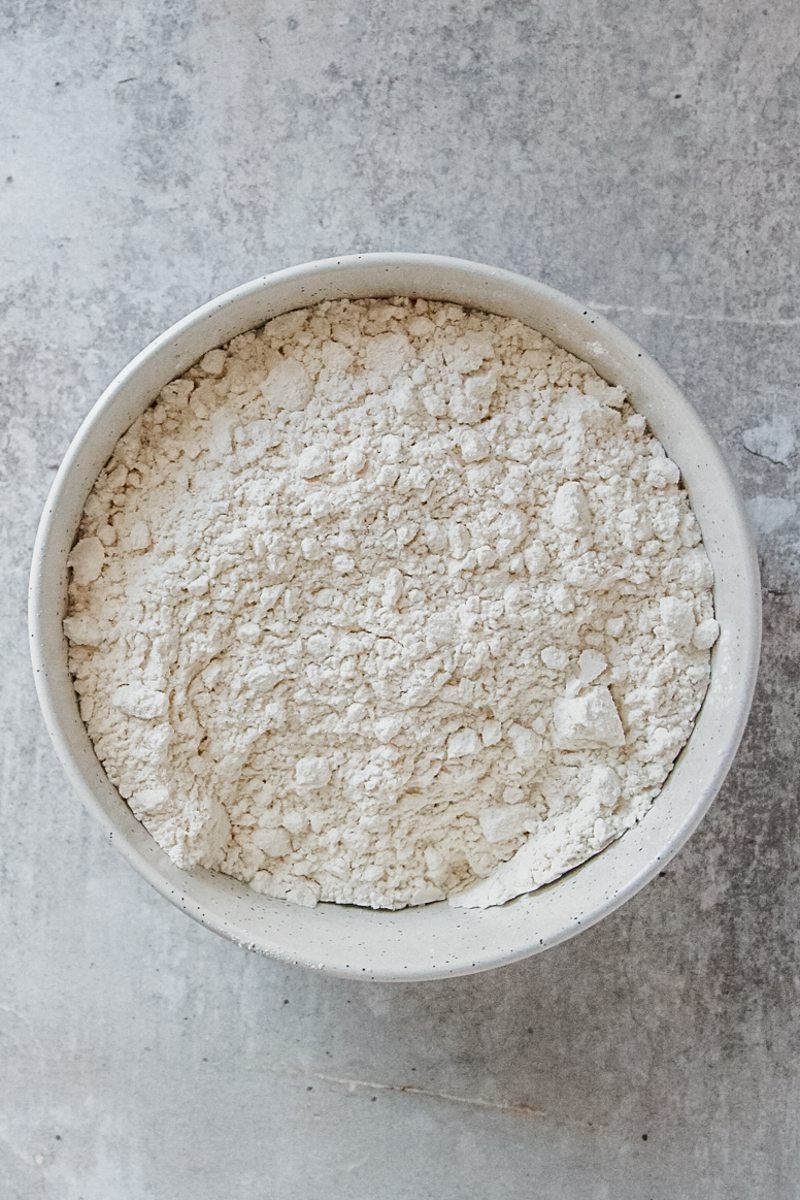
[29,253,761,981]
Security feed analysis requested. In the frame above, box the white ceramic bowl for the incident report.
[29,253,761,980]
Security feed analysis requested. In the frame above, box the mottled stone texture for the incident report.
[1,1,798,1197]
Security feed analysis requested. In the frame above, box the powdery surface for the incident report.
[65,298,718,909]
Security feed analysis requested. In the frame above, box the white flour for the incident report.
[65,298,718,909]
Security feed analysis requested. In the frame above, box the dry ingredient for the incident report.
[65,298,718,910]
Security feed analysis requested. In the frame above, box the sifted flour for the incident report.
[65,298,718,909]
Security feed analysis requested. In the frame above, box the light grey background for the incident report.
[2,1,798,1197]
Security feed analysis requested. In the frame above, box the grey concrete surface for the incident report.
[1,1,798,1197]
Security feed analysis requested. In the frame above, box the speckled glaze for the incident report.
[28,253,761,981]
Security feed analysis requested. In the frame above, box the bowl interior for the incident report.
[29,254,760,980]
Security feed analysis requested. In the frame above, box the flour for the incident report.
[65,298,718,910]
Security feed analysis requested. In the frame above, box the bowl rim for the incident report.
[28,251,762,980]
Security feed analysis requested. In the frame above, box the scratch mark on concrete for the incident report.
[589,301,800,331]
[0,1127,30,1169]
[306,1070,546,1118]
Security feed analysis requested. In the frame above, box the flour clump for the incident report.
[66,298,718,909]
